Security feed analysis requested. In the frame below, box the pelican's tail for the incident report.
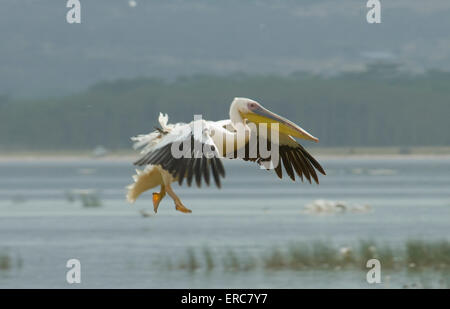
[126,165,163,203]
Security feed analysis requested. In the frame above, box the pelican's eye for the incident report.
[248,102,257,110]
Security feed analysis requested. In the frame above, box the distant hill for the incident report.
[1,68,449,150]
[2,0,450,98]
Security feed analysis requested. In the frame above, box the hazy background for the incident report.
[1,0,449,150]
[1,1,450,289]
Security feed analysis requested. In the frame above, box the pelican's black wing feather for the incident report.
[134,135,225,188]
[230,136,325,184]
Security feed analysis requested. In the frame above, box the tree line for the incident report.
[1,66,449,151]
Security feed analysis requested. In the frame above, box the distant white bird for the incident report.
[304,199,372,215]
[127,98,325,213]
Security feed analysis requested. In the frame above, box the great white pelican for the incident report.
[127,97,326,213]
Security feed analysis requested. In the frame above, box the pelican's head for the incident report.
[230,97,319,142]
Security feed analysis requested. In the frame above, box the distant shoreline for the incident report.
[1,146,450,162]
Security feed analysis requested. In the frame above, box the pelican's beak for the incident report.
[242,105,319,142]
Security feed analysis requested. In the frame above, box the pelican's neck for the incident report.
[229,101,250,147]
[229,101,248,130]
[229,102,242,126]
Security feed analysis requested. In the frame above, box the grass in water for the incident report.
[406,240,450,270]
[0,250,23,271]
[0,254,11,270]
[202,247,214,272]
[165,239,450,273]
[223,249,242,271]
[177,247,200,272]
[287,242,312,269]
[263,247,286,270]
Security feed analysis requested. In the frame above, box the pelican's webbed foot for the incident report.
[175,200,192,213]
[152,186,166,213]
[165,183,192,214]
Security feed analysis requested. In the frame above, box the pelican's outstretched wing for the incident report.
[232,131,326,184]
[132,120,225,188]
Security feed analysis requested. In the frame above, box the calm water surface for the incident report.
[0,157,449,288]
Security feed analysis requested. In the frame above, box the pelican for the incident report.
[126,97,326,213]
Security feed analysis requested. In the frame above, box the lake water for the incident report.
[0,157,449,288]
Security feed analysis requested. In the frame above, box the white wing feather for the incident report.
[132,114,218,157]
[131,113,177,154]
